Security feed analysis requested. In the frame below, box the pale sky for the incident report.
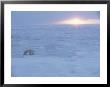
[12,11,100,26]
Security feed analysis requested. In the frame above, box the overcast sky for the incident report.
[11,11,100,26]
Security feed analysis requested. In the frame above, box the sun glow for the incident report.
[56,18,99,25]
[69,18,84,25]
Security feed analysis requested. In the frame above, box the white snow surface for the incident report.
[11,25,100,77]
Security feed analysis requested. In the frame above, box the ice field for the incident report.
[11,24,100,77]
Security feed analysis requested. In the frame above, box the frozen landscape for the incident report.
[11,24,100,77]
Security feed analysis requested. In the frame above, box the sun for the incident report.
[56,17,99,25]
[71,18,84,25]
[57,18,86,25]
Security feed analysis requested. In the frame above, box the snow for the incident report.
[11,24,100,77]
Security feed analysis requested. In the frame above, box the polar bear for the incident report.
[23,49,34,55]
